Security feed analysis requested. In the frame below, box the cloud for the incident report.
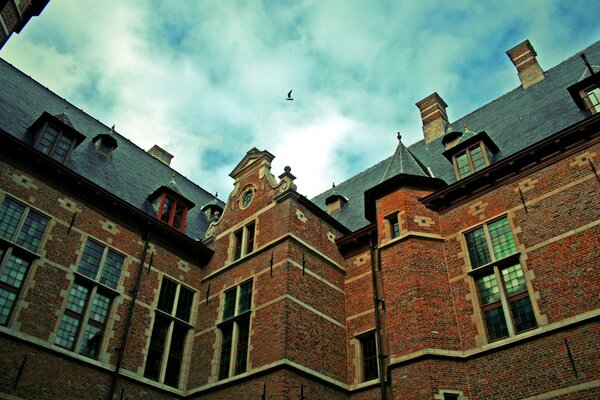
[3,0,600,200]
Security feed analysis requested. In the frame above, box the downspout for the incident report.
[369,234,386,400]
[107,230,152,400]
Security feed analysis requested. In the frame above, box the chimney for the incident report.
[416,92,448,143]
[147,145,174,166]
[506,39,544,89]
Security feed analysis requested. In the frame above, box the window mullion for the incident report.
[13,208,29,242]
[483,224,496,263]
[495,266,515,336]
[466,149,476,174]
[48,131,62,157]
[159,320,175,382]
[168,200,177,226]
[229,321,239,377]
[172,283,181,315]
[241,227,248,257]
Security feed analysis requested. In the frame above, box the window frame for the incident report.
[157,193,189,232]
[452,142,491,180]
[232,221,256,261]
[33,122,78,164]
[464,216,537,342]
[54,238,125,359]
[143,276,195,388]
[357,330,379,382]
[0,196,49,326]
[384,212,400,240]
[217,279,253,380]
[582,85,600,114]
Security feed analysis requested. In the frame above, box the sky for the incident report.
[2,0,600,199]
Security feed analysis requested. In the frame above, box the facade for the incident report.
[0,38,599,400]
[0,0,49,49]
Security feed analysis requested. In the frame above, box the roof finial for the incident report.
[108,124,115,134]
[171,173,176,181]
[215,192,218,198]
[63,106,69,115]
[397,132,402,142]
[332,182,336,189]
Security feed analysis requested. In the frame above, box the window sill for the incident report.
[0,236,41,259]
[217,309,251,328]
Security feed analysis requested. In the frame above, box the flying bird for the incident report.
[286,90,294,101]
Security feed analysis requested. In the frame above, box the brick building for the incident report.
[0,38,599,400]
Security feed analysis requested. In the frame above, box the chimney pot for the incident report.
[506,39,545,89]
[416,92,449,143]
[147,145,174,166]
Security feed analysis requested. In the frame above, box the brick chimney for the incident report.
[147,145,173,166]
[416,92,448,143]
[506,39,545,89]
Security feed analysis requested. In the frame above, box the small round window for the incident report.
[242,189,254,208]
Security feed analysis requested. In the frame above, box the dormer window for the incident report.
[92,126,118,158]
[147,176,195,233]
[454,144,488,179]
[159,194,188,230]
[28,111,85,165]
[567,55,600,116]
[442,128,499,181]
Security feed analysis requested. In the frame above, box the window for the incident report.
[453,143,490,179]
[359,331,378,381]
[158,194,188,232]
[465,216,537,342]
[144,277,194,387]
[55,239,125,358]
[34,125,76,164]
[218,280,252,380]
[232,222,256,261]
[0,196,49,325]
[385,213,400,240]
[583,86,600,114]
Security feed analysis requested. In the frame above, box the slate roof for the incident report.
[0,59,224,240]
[312,40,600,232]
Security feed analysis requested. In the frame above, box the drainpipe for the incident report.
[107,230,152,400]
[369,234,386,400]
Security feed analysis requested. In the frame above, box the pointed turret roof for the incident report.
[380,133,430,182]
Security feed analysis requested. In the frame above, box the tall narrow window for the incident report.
[232,222,256,261]
[55,239,125,358]
[0,196,49,326]
[35,125,76,164]
[144,277,194,388]
[465,216,537,342]
[453,143,490,179]
[359,331,378,381]
[385,213,400,240]
[218,280,253,380]
[158,194,188,232]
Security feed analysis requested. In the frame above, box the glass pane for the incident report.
[586,87,600,113]
[175,286,194,322]
[0,288,17,325]
[172,203,186,230]
[223,288,236,320]
[52,135,73,163]
[16,210,49,252]
[483,306,509,341]
[501,264,527,296]
[511,296,537,332]
[238,281,253,314]
[144,316,170,380]
[66,283,89,314]
[456,152,471,178]
[0,197,25,241]
[465,227,491,268]
[488,218,517,259]
[164,323,188,387]
[233,229,243,260]
[38,126,59,154]
[0,254,30,289]
[89,292,111,323]
[99,250,124,289]
[161,196,174,223]
[55,314,80,349]
[391,220,400,238]
[78,240,105,280]
[470,145,487,171]
[234,319,250,375]
[79,324,102,358]
[361,333,378,381]
[218,325,233,380]
[246,223,255,254]
[157,278,177,314]
[476,273,501,305]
